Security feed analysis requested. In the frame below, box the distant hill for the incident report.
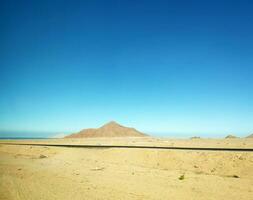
[50,133,67,138]
[190,136,201,139]
[246,134,253,138]
[65,121,147,138]
[225,134,238,139]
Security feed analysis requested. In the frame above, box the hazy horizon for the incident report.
[0,121,251,139]
[1,1,253,138]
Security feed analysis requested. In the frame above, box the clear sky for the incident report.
[1,0,253,138]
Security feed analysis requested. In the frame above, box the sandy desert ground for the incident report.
[0,137,253,200]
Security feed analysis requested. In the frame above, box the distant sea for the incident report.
[0,131,56,139]
[0,137,48,140]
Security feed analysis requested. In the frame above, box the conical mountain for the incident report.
[100,121,122,129]
[65,121,147,138]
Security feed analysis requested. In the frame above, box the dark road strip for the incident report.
[1,143,253,152]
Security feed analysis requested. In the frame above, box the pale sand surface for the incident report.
[0,138,253,200]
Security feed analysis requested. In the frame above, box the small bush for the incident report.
[39,154,47,159]
[179,175,185,180]
[227,175,240,178]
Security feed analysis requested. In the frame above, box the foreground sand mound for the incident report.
[65,121,147,138]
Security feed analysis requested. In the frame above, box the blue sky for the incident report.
[0,0,253,138]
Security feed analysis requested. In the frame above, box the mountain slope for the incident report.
[246,134,253,138]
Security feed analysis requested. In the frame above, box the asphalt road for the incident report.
[1,143,253,152]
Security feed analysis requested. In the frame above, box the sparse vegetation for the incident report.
[39,154,47,159]
[226,175,240,178]
[179,175,185,180]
